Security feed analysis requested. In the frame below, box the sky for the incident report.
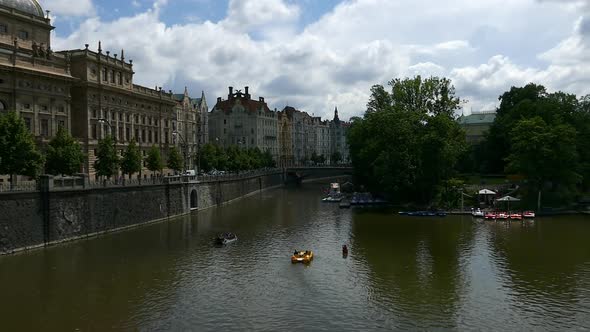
[43,0,590,120]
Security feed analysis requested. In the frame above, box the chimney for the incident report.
[245,86,249,97]
[217,97,222,103]
[228,86,233,97]
[259,97,265,103]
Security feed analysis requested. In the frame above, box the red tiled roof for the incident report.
[213,94,271,114]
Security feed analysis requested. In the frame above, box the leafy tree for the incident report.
[331,151,342,165]
[45,127,85,176]
[94,135,119,178]
[120,138,142,178]
[145,145,163,174]
[505,117,579,206]
[262,149,275,168]
[199,143,218,172]
[0,111,44,182]
[167,146,184,173]
[347,76,466,204]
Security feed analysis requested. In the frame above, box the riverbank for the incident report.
[0,171,284,256]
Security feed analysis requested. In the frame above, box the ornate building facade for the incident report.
[172,87,208,171]
[63,43,177,178]
[209,86,279,160]
[210,86,350,167]
[0,0,75,184]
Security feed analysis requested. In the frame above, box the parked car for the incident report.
[184,170,196,176]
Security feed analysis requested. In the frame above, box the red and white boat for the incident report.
[509,213,523,220]
[497,212,509,220]
[484,212,496,220]
[523,211,536,218]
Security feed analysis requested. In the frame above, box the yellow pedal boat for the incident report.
[291,250,313,263]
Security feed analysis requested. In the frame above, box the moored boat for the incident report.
[484,212,496,220]
[215,232,237,245]
[497,212,509,220]
[322,195,343,202]
[472,208,484,218]
[291,250,314,264]
[523,211,536,218]
[509,213,523,220]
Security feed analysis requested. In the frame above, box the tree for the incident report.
[145,145,163,175]
[262,149,275,168]
[167,146,184,173]
[94,135,119,178]
[0,111,44,183]
[347,76,466,204]
[331,151,342,165]
[199,143,218,172]
[45,127,85,176]
[120,138,142,179]
[505,117,580,206]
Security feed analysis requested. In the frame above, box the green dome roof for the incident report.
[0,0,44,17]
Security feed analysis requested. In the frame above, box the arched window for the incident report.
[0,100,6,111]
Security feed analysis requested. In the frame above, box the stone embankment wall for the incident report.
[0,171,283,255]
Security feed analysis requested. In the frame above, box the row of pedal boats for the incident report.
[472,209,535,220]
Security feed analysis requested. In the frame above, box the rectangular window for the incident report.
[41,119,48,136]
[92,124,97,139]
[135,129,139,142]
[126,127,130,141]
[155,132,158,143]
[24,117,31,131]
[102,68,107,81]
[110,70,115,83]
[126,114,130,122]
[119,113,123,121]
[0,24,7,34]
[165,131,169,144]
[23,103,30,109]
[111,112,115,120]
[118,72,123,85]
[142,130,146,142]
[41,105,48,111]
[142,117,146,125]
[18,30,28,40]
[58,106,65,113]
[58,120,65,130]
[119,127,124,141]
[148,130,152,143]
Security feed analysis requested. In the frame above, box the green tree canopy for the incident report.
[0,111,44,178]
[167,146,184,173]
[94,135,119,178]
[45,127,85,176]
[120,138,142,178]
[145,145,163,174]
[348,76,466,204]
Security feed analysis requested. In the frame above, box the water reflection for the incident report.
[352,212,476,329]
[0,186,589,331]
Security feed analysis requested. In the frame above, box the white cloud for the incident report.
[52,0,589,120]
[43,0,94,17]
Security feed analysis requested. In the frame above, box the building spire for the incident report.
[98,40,102,53]
[184,86,189,97]
[334,106,340,122]
[121,49,125,62]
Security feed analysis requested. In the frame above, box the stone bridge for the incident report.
[285,166,353,184]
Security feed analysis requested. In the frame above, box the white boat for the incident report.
[523,211,536,218]
[322,196,343,203]
[471,208,484,217]
[215,233,238,245]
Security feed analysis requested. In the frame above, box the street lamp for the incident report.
[98,118,117,180]
[172,130,188,174]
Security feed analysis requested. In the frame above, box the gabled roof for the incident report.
[213,94,271,114]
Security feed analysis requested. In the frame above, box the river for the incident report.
[1,184,589,331]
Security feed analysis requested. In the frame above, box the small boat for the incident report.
[291,250,314,264]
[339,201,351,208]
[436,211,447,217]
[215,232,237,245]
[497,212,509,220]
[509,213,523,220]
[484,212,496,220]
[523,211,536,218]
[322,196,343,203]
[342,245,348,257]
[472,208,484,218]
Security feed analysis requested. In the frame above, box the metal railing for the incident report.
[0,181,37,193]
